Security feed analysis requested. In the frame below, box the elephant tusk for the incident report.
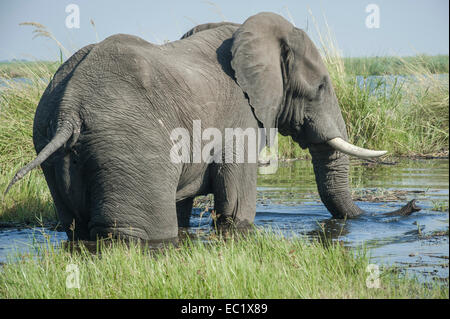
[327,137,387,159]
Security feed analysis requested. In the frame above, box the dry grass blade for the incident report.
[19,21,71,58]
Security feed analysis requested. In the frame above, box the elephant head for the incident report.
[231,12,388,218]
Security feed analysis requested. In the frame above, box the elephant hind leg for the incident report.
[87,193,180,242]
[176,197,194,228]
[86,162,181,242]
[41,164,90,240]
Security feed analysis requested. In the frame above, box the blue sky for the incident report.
[0,0,448,61]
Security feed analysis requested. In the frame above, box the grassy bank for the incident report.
[2,54,447,78]
[0,231,447,298]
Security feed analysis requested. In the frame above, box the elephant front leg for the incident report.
[212,163,257,230]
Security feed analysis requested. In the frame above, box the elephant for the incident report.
[6,12,418,242]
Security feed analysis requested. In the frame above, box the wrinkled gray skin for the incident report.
[8,13,411,242]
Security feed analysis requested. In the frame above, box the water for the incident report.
[0,77,36,88]
[355,74,448,98]
[0,228,66,263]
[254,159,449,282]
[2,74,448,91]
[1,159,447,282]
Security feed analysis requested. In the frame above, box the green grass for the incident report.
[431,200,449,212]
[343,55,449,76]
[0,230,447,298]
[0,63,56,224]
[0,61,60,79]
[331,65,449,156]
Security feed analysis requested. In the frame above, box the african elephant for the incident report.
[7,12,416,242]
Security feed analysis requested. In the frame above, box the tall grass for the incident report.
[330,66,449,155]
[0,63,56,223]
[0,61,60,78]
[0,230,447,298]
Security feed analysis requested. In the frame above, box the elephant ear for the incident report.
[181,22,240,39]
[231,12,294,129]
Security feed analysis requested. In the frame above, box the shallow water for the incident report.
[0,159,448,282]
[355,74,449,98]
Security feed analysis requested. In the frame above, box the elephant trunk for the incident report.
[309,144,364,219]
[309,144,421,219]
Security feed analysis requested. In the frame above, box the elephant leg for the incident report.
[41,164,90,240]
[87,161,181,243]
[212,163,257,229]
[176,197,193,228]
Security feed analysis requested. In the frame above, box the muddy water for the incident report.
[0,159,448,282]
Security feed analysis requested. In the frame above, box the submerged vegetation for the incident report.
[431,200,449,212]
[0,230,447,298]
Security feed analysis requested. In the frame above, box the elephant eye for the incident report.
[316,82,326,100]
[318,83,325,92]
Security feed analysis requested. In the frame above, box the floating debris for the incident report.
[352,188,425,202]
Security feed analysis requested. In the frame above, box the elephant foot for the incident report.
[62,236,179,255]
[383,199,421,217]
[214,217,256,238]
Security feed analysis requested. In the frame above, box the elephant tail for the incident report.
[4,121,75,196]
